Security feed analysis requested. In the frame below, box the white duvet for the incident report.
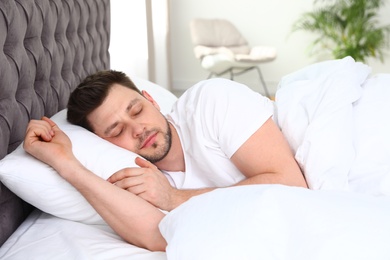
[275,56,390,195]
[160,185,390,260]
[159,58,390,259]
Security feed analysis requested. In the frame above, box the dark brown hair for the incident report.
[67,70,141,131]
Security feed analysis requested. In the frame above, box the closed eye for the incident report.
[134,108,142,115]
[111,126,124,137]
[130,104,143,117]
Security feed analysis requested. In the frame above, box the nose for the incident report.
[130,120,144,138]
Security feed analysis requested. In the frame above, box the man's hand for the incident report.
[23,117,74,173]
[107,157,178,211]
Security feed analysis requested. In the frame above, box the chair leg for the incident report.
[255,66,271,98]
[229,69,234,80]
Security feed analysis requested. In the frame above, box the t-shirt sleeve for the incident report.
[191,78,274,158]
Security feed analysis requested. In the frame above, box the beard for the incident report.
[140,119,172,163]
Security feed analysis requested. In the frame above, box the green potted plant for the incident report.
[292,0,390,63]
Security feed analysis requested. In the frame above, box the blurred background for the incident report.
[109,0,390,97]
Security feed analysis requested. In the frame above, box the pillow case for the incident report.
[159,185,390,260]
[0,109,139,224]
[0,79,177,225]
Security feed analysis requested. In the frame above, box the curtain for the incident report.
[110,0,171,90]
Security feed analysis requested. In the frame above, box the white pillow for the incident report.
[0,80,177,225]
[0,109,139,224]
[159,185,390,260]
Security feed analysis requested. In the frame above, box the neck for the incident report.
[153,122,185,172]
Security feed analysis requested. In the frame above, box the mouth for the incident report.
[140,132,158,149]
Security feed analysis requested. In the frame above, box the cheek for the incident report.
[105,136,135,151]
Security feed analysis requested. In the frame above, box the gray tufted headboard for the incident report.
[0,0,110,246]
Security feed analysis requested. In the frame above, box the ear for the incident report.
[142,90,160,110]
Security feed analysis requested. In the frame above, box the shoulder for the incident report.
[178,78,263,106]
[186,78,252,95]
[169,78,273,123]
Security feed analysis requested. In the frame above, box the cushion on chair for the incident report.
[190,18,276,96]
[201,54,271,74]
[193,45,250,60]
[235,46,277,62]
[200,54,235,74]
[190,18,276,65]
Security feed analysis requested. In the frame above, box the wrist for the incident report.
[168,188,185,211]
[169,187,214,211]
[53,157,86,182]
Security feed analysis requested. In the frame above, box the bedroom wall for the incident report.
[110,0,390,97]
[168,0,390,96]
[110,1,149,79]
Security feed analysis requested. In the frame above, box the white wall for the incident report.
[110,0,171,89]
[110,0,149,79]
[110,0,390,96]
[169,0,390,96]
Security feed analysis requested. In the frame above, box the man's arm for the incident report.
[23,117,166,251]
[108,157,215,211]
[109,117,307,211]
[230,117,307,187]
[170,117,307,208]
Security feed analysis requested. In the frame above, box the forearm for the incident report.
[57,159,166,251]
[168,187,215,211]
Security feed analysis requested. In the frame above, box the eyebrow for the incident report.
[103,98,141,136]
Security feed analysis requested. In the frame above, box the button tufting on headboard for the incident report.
[0,0,110,159]
[0,0,110,246]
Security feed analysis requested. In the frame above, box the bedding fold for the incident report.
[275,56,390,195]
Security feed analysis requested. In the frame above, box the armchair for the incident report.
[190,18,277,98]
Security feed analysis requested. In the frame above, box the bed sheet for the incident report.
[0,209,166,260]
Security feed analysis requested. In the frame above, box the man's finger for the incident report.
[41,116,59,131]
[114,177,143,191]
[25,120,53,142]
[135,157,156,169]
[107,167,144,183]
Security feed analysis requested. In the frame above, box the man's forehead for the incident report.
[111,83,138,93]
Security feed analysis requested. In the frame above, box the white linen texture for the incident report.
[276,56,390,195]
[0,209,167,260]
[160,185,390,260]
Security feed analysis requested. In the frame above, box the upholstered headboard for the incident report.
[0,0,110,246]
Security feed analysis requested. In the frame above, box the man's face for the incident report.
[87,84,172,163]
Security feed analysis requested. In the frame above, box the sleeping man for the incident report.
[23,70,307,251]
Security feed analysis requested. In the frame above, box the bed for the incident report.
[1,0,390,259]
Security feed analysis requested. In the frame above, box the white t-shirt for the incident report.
[165,78,274,189]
